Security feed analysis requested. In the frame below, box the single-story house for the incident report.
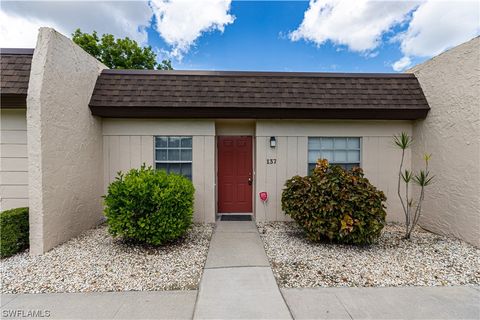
[1,28,478,254]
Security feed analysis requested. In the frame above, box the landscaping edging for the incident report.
[1,223,214,293]
[258,222,480,288]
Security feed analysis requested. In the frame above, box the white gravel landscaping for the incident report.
[257,222,480,288]
[1,223,214,294]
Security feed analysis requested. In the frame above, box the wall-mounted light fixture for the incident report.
[270,136,276,148]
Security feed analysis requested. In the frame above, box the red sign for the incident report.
[259,192,268,202]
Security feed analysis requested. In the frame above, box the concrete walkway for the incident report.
[1,221,479,319]
[193,221,292,319]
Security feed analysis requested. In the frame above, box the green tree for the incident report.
[72,29,172,70]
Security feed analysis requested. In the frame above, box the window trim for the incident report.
[307,137,362,169]
[154,136,193,179]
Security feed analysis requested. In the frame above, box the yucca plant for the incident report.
[394,132,434,239]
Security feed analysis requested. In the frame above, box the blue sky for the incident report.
[149,1,412,72]
[1,0,479,73]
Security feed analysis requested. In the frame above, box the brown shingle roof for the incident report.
[1,48,34,108]
[90,70,430,119]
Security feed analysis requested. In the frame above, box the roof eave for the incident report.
[1,93,27,108]
[0,48,34,55]
[89,105,429,120]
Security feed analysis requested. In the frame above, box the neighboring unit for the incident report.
[0,49,33,211]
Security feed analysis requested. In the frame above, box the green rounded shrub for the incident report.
[282,159,386,245]
[104,165,194,245]
[1,207,29,258]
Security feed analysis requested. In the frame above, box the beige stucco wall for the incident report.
[0,109,29,211]
[27,28,106,254]
[254,120,412,222]
[408,37,480,247]
[102,119,216,223]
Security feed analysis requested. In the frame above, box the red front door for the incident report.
[217,136,253,213]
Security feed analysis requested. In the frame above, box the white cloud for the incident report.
[392,56,412,71]
[291,0,479,71]
[399,1,479,57]
[0,1,153,48]
[0,10,66,48]
[0,0,236,61]
[392,0,479,69]
[290,0,418,53]
[150,0,235,59]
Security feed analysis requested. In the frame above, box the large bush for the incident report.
[1,207,29,258]
[282,159,386,245]
[104,166,194,245]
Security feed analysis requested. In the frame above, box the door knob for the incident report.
[248,177,252,185]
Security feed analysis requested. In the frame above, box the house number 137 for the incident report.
[266,159,277,164]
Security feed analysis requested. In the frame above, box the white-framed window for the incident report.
[308,137,361,172]
[154,136,192,180]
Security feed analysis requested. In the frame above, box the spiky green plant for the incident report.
[394,133,434,239]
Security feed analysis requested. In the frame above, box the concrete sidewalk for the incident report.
[282,286,480,320]
[2,286,478,319]
[1,221,479,319]
[1,291,197,319]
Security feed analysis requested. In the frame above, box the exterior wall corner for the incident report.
[27,27,107,254]
[408,37,480,247]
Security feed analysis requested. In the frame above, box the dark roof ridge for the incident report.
[0,48,35,55]
[101,69,415,78]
